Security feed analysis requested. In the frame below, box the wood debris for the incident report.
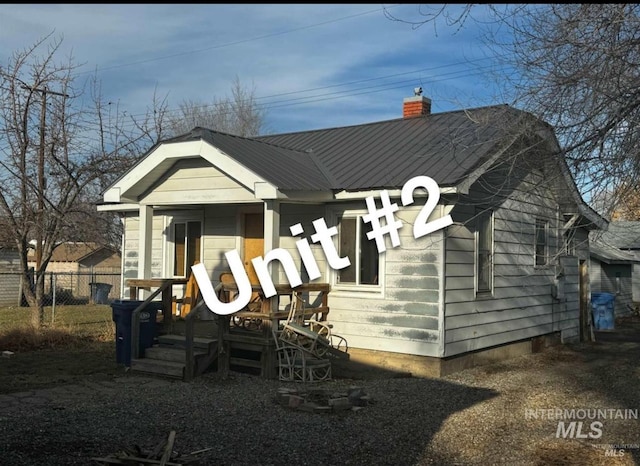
[92,430,212,465]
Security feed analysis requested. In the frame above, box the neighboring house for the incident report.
[592,221,640,303]
[27,242,121,301]
[589,237,637,317]
[98,93,606,377]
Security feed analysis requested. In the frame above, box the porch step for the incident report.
[130,358,185,379]
[130,334,218,380]
[144,346,206,363]
[157,334,217,351]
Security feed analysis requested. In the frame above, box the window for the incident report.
[337,215,379,286]
[563,229,575,256]
[173,220,202,277]
[535,219,548,266]
[476,210,493,293]
[615,271,622,295]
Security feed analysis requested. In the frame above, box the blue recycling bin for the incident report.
[111,299,163,366]
[591,292,615,330]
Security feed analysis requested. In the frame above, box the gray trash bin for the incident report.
[90,282,113,304]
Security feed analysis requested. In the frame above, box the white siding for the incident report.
[324,202,442,357]
[141,158,255,204]
[443,166,577,356]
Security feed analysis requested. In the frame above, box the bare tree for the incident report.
[165,75,265,137]
[0,34,166,326]
[385,4,640,219]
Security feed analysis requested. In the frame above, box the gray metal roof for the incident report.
[598,221,640,250]
[590,238,638,264]
[163,105,531,192]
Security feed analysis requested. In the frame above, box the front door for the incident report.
[243,212,264,285]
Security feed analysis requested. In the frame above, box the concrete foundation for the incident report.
[333,332,563,379]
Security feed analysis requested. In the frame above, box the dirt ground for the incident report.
[0,316,638,465]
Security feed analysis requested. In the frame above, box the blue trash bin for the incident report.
[591,292,615,330]
[111,300,163,366]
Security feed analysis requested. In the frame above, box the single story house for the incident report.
[98,93,606,377]
[27,242,121,302]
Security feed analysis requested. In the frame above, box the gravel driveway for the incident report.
[1,317,638,466]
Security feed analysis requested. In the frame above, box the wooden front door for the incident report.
[243,213,264,285]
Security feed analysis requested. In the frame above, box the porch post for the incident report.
[137,204,153,298]
[264,200,280,311]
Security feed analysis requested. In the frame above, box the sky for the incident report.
[0,4,509,136]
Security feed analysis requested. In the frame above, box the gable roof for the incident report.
[101,99,605,231]
[27,242,118,263]
[108,104,531,198]
[256,105,523,191]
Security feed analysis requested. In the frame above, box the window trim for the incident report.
[475,209,494,296]
[534,218,549,267]
[165,212,203,279]
[329,208,385,298]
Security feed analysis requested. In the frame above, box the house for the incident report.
[27,242,121,303]
[98,93,606,377]
[590,221,640,310]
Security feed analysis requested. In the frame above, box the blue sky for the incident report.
[0,4,509,135]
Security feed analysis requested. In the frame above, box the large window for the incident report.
[337,215,379,286]
[173,220,202,277]
[476,210,493,293]
[535,219,548,266]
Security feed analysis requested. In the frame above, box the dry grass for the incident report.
[0,304,120,393]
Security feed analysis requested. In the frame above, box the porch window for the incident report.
[173,221,202,277]
[535,218,548,266]
[476,209,493,293]
[337,215,379,286]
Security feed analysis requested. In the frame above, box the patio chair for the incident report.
[279,290,348,360]
[272,327,332,383]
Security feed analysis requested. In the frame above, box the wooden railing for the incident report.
[126,278,188,361]
[216,282,331,379]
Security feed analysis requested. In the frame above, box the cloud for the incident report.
[0,4,506,134]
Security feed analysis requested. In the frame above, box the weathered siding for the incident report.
[194,201,442,357]
[443,165,571,356]
[121,212,164,281]
[141,159,255,204]
[325,202,442,358]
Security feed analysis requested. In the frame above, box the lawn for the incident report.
[0,304,122,394]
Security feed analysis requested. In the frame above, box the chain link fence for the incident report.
[0,269,122,307]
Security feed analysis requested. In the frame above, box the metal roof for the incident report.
[590,239,638,264]
[597,221,640,250]
[162,105,530,192]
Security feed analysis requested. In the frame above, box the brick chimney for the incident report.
[403,95,431,119]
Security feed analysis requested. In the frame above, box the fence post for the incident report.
[51,273,56,324]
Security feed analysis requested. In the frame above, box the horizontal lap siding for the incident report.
[326,203,442,357]
[122,213,163,280]
[142,159,255,204]
[443,166,575,356]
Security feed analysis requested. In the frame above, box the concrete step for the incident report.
[130,358,185,379]
[145,346,206,363]
[157,334,217,350]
